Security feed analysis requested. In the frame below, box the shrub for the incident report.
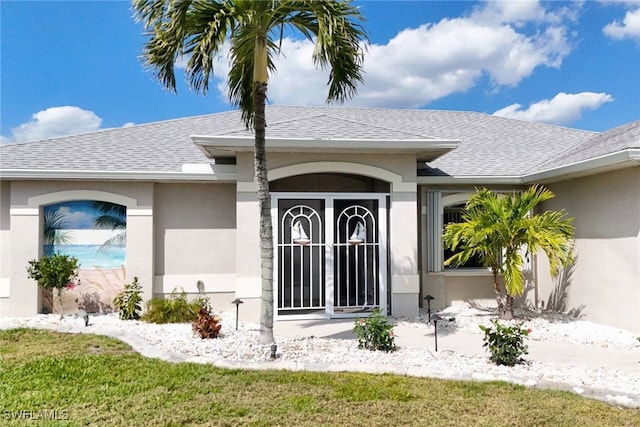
[479,319,530,366]
[141,289,209,324]
[113,277,143,320]
[353,309,397,352]
[26,254,81,319]
[192,307,222,339]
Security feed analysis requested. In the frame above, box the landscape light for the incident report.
[424,294,435,323]
[231,298,244,331]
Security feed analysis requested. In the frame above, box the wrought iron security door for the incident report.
[333,199,380,313]
[277,200,325,315]
[275,195,387,318]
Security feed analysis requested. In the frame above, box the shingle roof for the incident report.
[532,120,640,172]
[0,105,618,178]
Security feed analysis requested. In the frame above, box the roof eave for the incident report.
[417,175,525,185]
[0,165,237,182]
[523,148,640,184]
[191,135,460,162]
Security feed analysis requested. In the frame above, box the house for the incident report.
[1,106,638,332]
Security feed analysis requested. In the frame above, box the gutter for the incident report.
[0,164,237,182]
[417,176,524,185]
[523,148,640,184]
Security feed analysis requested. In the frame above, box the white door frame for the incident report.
[272,192,388,320]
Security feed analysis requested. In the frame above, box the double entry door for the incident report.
[274,194,387,318]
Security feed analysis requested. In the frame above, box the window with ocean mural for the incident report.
[43,200,126,314]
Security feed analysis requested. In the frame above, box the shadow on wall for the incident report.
[77,291,113,314]
[543,260,586,319]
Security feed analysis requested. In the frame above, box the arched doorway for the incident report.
[272,173,389,318]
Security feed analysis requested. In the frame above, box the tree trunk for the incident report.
[57,287,64,320]
[503,294,514,320]
[254,81,274,345]
[492,269,507,319]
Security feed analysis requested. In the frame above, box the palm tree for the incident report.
[442,185,574,320]
[133,0,368,344]
[43,209,74,256]
[91,201,126,251]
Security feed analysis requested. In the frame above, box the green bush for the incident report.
[479,319,530,366]
[141,289,209,324]
[192,307,222,339]
[26,254,81,318]
[113,277,143,320]
[353,309,397,352]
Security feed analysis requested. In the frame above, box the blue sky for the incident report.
[1,0,639,144]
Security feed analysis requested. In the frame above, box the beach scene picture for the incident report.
[43,200,126,314]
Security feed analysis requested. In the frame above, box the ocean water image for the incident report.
[42,200,127,313]
[43,244,125,269]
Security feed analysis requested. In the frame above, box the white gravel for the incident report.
[2,306,639,407]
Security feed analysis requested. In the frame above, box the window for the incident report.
[426,190,486,272]
[442,203,484,269]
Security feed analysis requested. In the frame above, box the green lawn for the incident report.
[1,328,639,426]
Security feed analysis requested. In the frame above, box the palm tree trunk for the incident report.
[504,294,514,320]
[254,80,274,345]
[492,268,507,319]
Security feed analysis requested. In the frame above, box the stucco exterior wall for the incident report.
[0,181,11,313]
[537,167,640,333]
[153,183,237,312]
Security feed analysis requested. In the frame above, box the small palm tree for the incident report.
[133,0,368,344]
[443,185,574,319]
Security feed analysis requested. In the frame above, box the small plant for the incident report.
[479,319,530,366]
[27,254,81,319]
[141,289,208,324]
[113,277,143,320]
[353,309,397,352]
[192,307,222,339]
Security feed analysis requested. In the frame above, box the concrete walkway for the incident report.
[274,318,640,376]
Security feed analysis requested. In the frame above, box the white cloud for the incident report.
[56,206,95,229]
[3,106,102,143]
[207,0,575,109]
[492,92,614,125]
[603,8,640,40]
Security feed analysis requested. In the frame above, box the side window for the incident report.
[442,203,484,269]
[426,190,485,272]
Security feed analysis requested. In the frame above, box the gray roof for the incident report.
[1,105,634,178]
[533,120,640,172]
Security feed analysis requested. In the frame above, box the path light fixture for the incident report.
[424,294,435,323]
[83,313,89,327]
[430,314,442,351]
[231,298,244,331]
[429,314,455,352]
[270,343,278,359]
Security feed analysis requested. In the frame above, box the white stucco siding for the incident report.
[153,183,236,295]
[0,181,11,300]
[539,167,640,333]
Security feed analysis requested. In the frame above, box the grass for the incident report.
[1,329,639,426]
